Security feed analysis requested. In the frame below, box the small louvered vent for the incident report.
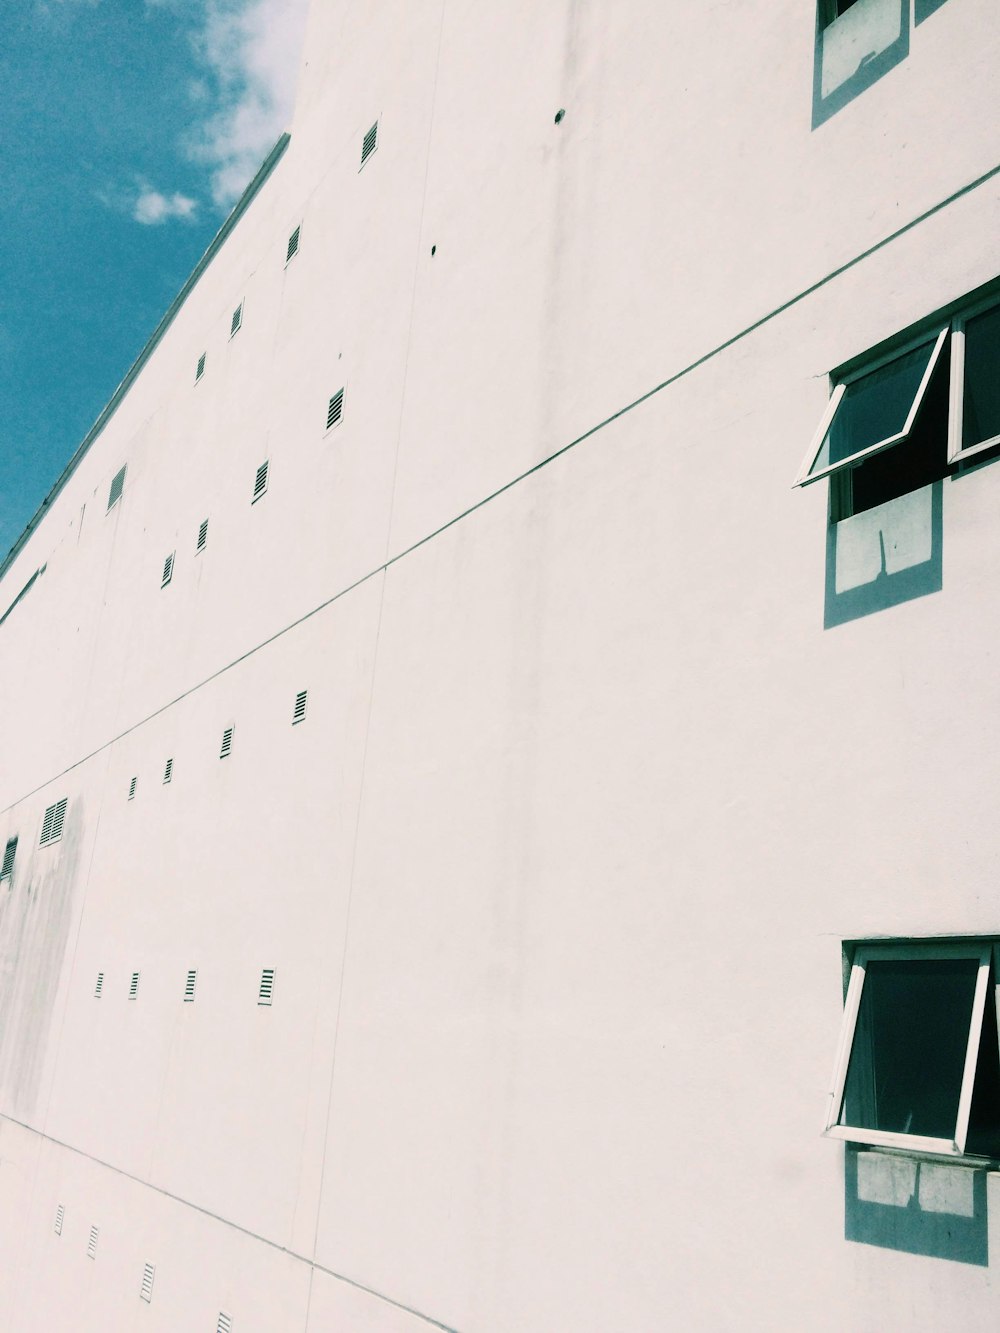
[217,1313,233,1333]
[163,758,173,784]
[54,1205,65,1236]
[230,303,243,337]
[129,971,140,1000]
[184,969,197,1001]
[220,727,234,759]
[258,968,275,1006]
[292,690,308,725]
[140,1262,155,1302]
[40,798,68,847]
[252,461,269,503]
[87,1225,99,1259]
[197,518,209,553]
[361,121,378,165]
[128,776,137,801]
[107,465,126,512]
[0,836,17,882]
[94,972,104,998]
[161,552,175,587]
[286,225,301,262]
[326,388,344,431]
[196,352,207,382]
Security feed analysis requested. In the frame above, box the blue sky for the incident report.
[0,0,309,562]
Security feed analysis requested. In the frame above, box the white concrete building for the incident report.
[2,0,1000,1327]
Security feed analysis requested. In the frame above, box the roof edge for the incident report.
[0,131,292,583]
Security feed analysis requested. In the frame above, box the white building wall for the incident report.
[2,0,1000,1328]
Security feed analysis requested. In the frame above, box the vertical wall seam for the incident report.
[380,0,450,567]
[302,565,389,1325]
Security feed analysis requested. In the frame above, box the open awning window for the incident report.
[825,942,1000,1158]
[795,326,948,487]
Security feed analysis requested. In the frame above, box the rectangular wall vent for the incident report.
[40,798,67,846]
[54,1205,65,1236]
[87,1225,99,1259]
[230,302,243,337]
[292,690,308,724]
[0,836,17,882]
[252,460,269,503]
[326,388,345,431]
[220,727,234,759]
[258,968,275,1006]
[163,758,173,784]
[286,225,301,263]
[361,121,378,166]
[107,465,126,512]
[217,1313,233,1333]
[128,776,137,801]
[161,551,175,587]
[184,969,197,1001]
[94,971,104,998]
[128,971,140,1000]
[196,352,206,382]
[140,1262,155,1303]
[197,518,209,553]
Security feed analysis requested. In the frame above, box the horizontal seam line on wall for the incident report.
[0,1112,462,1333]
[2,155,999,820]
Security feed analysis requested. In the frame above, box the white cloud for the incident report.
[133,187,198,225]
[95,178,199,226]
[186,0,310,208]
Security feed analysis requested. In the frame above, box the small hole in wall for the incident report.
[554,108,566,124]
[431,245,436,256]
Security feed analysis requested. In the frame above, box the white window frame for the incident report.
[824,940,995,1157]
[794,325,949,488]
[948,293,1000,465]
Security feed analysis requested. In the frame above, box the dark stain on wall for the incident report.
[0,799,84,1121]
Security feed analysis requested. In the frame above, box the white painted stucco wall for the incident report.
[2,1,1000,1328]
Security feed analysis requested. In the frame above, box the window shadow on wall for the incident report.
[824,480,942,628]
[915,0,950,22]
[845,1146,989,1265]
[812,0,909,129]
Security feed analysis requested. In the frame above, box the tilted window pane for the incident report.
[810,338,939,478]
[839,958,979,1139]
[962,303,1000,451]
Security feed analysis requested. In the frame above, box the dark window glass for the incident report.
[824,339,937,470]
[962,303,1000,451]
[842,336,950,517]
[966,982,1000,1157]
[840,957,979,1139]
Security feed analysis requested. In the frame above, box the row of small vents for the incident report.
[4,693,308,877]
[52,1209,233,1327]
[191,118,377,389]
[124,691,307,799]
[103,122,379,519]
[137,383,344,588]
[94,967,275,1005]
